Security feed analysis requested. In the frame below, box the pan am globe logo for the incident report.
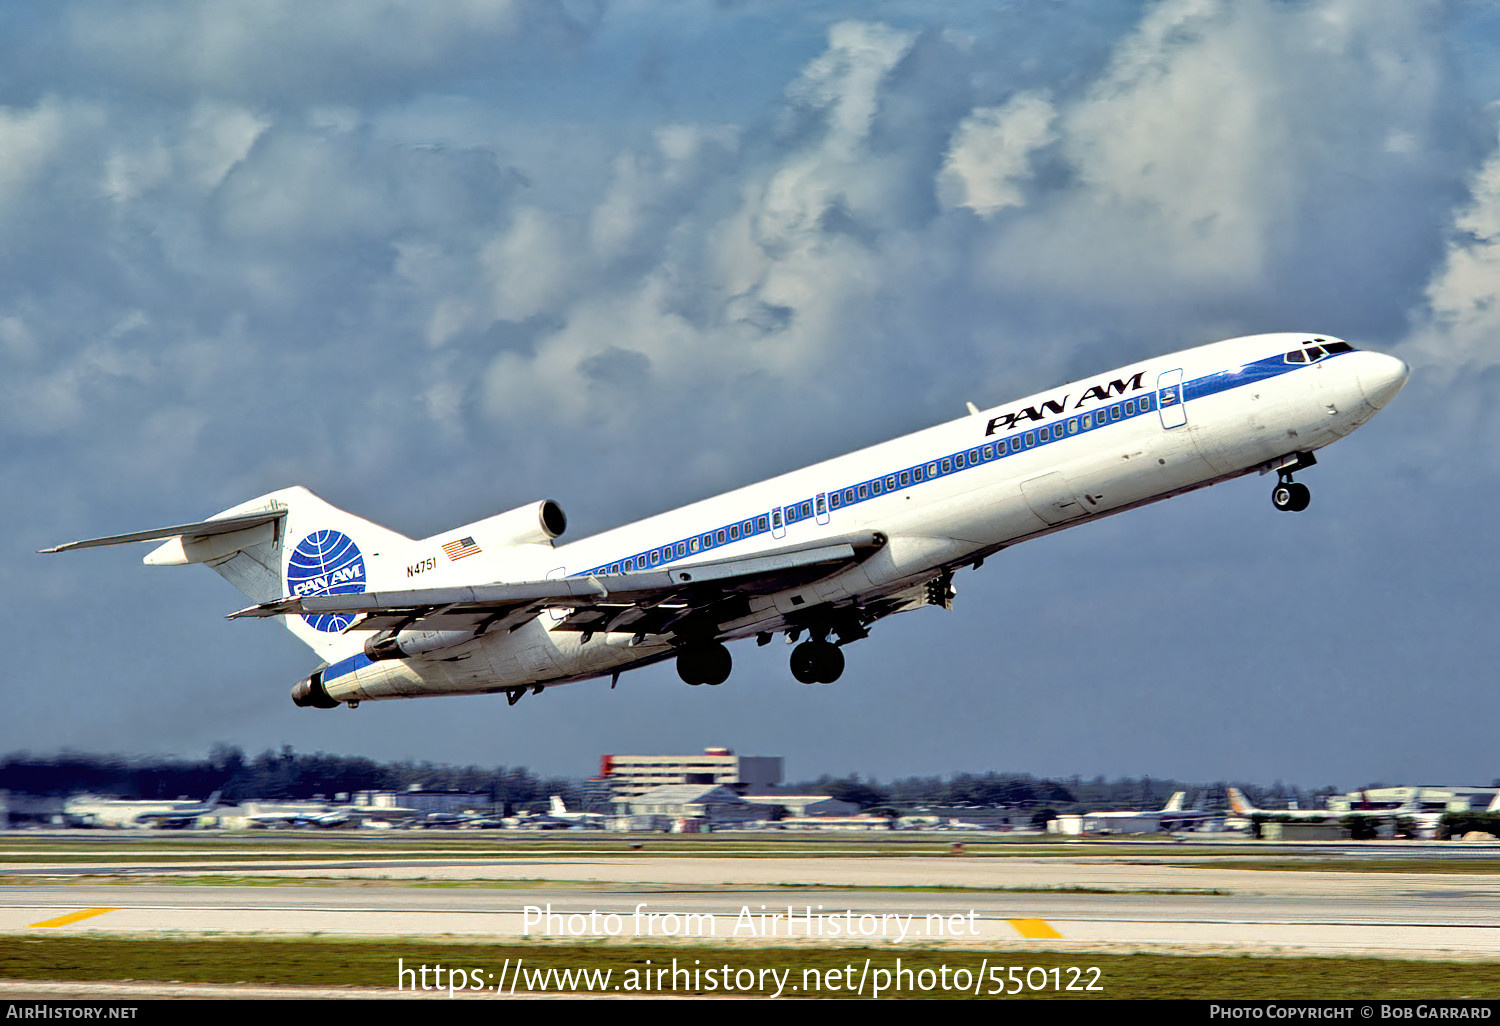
[286,530,366,633]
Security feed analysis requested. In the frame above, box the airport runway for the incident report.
[4,844,1499,959]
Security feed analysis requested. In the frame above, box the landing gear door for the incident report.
[1157,368,1186,429]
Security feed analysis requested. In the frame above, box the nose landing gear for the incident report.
[1272,477,1311,512]
[1268,451,1315,512]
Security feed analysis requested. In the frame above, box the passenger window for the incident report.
[899,470,910,486]
[969,448,980,463]
[761,514,773,532]
[689,537,700,553]
[1068,419,1077,434]
[729,524,739,540]
[1024,432,1035,447]
[941,458,952,473]
[1110,407,1120,421]
[913,466,924,482]
[981,444,993,459]
[676,542,686,557]
[1139,394,1152,411]
[927,462,938,477]
[650,550,661,565]
[1010,438,1021,453]
[954,453,965,469]
[844,488,855,503]
[829,493,841,509]
[610,563,621,574]
[872,479,882,495]
[886,475,895,490]
[716,530,726,544]
[1125,400,1135,415]
[858,484,868,499]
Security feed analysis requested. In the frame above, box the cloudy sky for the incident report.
[6,0,1497,789]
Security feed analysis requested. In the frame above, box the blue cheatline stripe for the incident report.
[324,652,372,683]
[559,348,1349,580]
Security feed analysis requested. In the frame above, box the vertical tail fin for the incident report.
[1225,788,1256,816]
[155,487,412,661]
[47,486,412,662]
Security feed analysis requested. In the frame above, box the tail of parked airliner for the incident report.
[1225,788,1256,816]
[44,486,412,662]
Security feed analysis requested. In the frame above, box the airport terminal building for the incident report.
[598,747,783,799]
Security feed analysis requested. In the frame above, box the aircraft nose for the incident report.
[1357,351,1409,410]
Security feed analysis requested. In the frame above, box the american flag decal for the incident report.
[443,536,481,561]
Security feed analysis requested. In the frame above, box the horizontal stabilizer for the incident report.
[41,510,288,554]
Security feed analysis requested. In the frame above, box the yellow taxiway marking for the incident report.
[1008,918,1064,939]
[28,908,117,928]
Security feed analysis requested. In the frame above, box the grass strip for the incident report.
[1,936,1495,999]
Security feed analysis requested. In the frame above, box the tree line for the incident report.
[1,747,1337,814]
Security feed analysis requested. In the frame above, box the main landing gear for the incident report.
[677,624,857,687]
[677,642,731,686]
[790,640,844,685]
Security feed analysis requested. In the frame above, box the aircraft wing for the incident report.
[231,531,887,639]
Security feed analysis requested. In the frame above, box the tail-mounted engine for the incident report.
[364,628,476,661]
[465,499,567,548]
[291,670,339,709]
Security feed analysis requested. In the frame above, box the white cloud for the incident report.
[63,0,547,102]
[937,93,1056,217]
[0,97,101,218]
[482,205,578,323]
[588,123,739,262]
[1407,127,1500,370]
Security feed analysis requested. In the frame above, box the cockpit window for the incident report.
[1288,340,1354,364]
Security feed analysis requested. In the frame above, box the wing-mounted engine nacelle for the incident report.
[364,628,477,661]
[470,499,568,548]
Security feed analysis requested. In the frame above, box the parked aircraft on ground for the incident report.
[46,333,1407,709]
[1226,788,1423,822]
[131,791,224,829]
[1081,791,1217,833]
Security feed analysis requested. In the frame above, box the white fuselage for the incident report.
[320,333,1407,703]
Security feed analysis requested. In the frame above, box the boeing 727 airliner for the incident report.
[46,333,1407,709]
